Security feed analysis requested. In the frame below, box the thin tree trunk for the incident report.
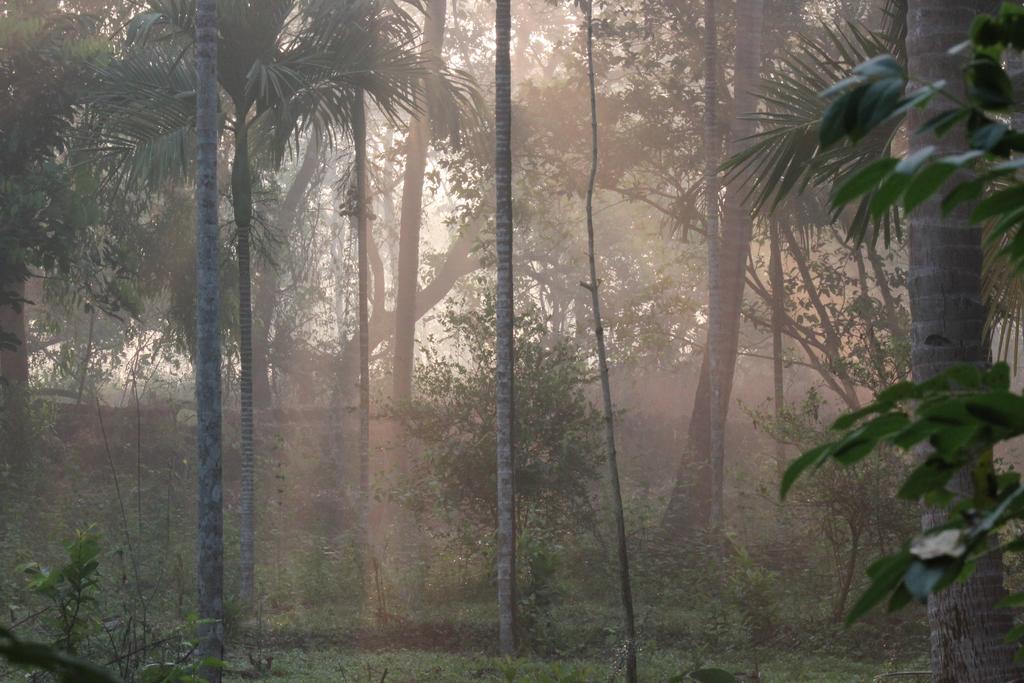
[76,306,96,405]
[194,0,224,677]
[769,221,785,470]
[494,0,517,654]
[703,0,724,533]
[232,110,257,604]
[392,0,448,403]
[582,3,637,679]
[906,1,1020,679]
[353,89,371,547]
[0,279,29,387]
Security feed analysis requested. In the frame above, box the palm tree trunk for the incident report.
[194,0,224,678]
[232,111,256,604]
[703,0,724,532]
[494,0,517,655]
[353,88,371,547]
[582,2,637,679]
[392,0,448,403]
[906,1,1020,679]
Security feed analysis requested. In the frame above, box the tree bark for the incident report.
[392,0,448,403]
[194,0,224,678]
[704,0,725,533]
[582,2,637,678]
[353,89,371,547]
[663,0,764,539]
[232,109,257,604]
[906,1,1020,680]
[0,279,29,387]
[494,0,517,654]
[769,221,785,471]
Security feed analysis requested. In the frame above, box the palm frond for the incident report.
[84,45,200,190]
[723,21,904,243]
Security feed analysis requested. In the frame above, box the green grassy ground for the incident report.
[223,647,922,682]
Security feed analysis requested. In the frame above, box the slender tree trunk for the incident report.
[769,221,785,470]
[582,3,637,679]
[194,0,224,678]
[0,279,29,387]
[76,306,97,405]
[906,1,1020,680]
[392,0,448,403]
[252,272,274,409]
[664,0,764,538]
[232,111,257,604]
[494,0,517,654]
[703,0,725,533]
[353,89,371,546]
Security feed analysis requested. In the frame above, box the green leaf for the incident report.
[832,158,898,208]
[904,558,954,601]
[870,173,911,217]
[898,460,957,499]
[970,122,1009,151]
[972,186,1024,222]
[780,445,830,499]
[847,552,912,624]
[996,592,1024,609]
[942,177,985,215]
[904,163,958,212]
[916,108,969,137]
[894,145,937,175]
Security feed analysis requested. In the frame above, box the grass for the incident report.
[223,647,921,682]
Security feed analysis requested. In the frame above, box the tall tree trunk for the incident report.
[582,3,637,679]
[703,0,725,532]
[0,279,29,387]
[232,110,257,604]
[252,272,274,409]
[769,221,785,471]
[392,0,448,403]
[194,0,224,678]
[353,89,371,547]
[664,0,764,538]
[906,1,1020,679]
[494,0,517,655]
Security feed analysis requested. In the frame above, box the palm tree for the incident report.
[193,0,223,677]
[906,1,1019,677]
[581,0,637,678]
[494,0,517,656]
[90,0,432,604]
[351,87,371,546]
[718,0,1021,675]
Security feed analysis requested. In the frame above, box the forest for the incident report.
[6,0,1024,680]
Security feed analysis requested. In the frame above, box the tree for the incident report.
[772,2,1024,678]
[665,0,765,536]
[702,0,724,534]
[193,0,223,677]
[580,0,637,678]
[92,0,430,603]
[494,0,517,654]
[393,0,448,403]
[903,0,1016,677]
[352,88,371,545]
